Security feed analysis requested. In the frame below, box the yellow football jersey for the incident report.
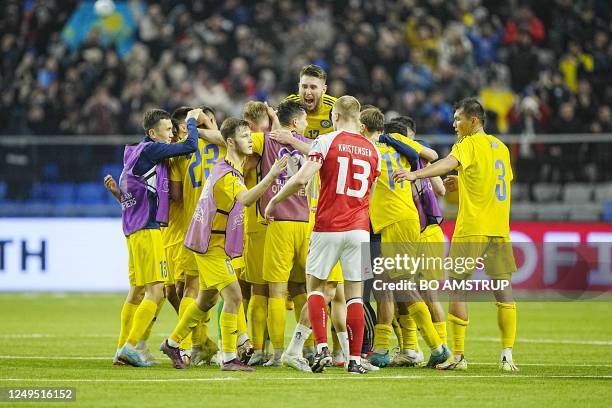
[162,157,186,247]
[284,94,336,139]
[449,133,512,238]
[170,138,227,233]
[369,133,424,233]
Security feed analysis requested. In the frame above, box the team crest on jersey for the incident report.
[320,119,332,128]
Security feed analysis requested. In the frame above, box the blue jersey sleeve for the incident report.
[142,117,198,163]
[379,134,420,166]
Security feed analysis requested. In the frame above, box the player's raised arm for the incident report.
[236,156,288,207]
[264,159,321,221]
[268,129,312,154]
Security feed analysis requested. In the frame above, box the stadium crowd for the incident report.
[1,0,611,136]
[0,0,611,200]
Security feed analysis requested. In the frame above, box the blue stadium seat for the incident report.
[99,163,123,182]
[0,181,6,200]
[602,202,612,222]
[76,182,105,204]
[42,163,60,180]
[49,183,76,205]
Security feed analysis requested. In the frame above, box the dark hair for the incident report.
[454,97,486,126]
[198,105,215,116]
[220,117,249,141]
[277,100,306,127]
[299,64,327,82]
[142,109,171,134]
[360,107,384,132]
[391,115,416,134]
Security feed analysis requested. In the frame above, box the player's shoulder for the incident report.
[322,94,337,107]
[284,94,301,102]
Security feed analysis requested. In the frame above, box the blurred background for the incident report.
[0,0,611,290]
[1,0,611,219]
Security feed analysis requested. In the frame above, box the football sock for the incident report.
[346,298,365,358]
[337,331,349,360]
[286,323,312,356]
[398,314,417,351]
[267,297,286,351]
[127,299,157,346]
[307,291,328,346]
[191,309,210,348]
[448,313,469,356]
[408,302,442,351]
[373,323,393,354]
[392,316,403,347]
[237,302,248,336]
[216,299,224,344]
[248,294,268,350]
[178,296,195,350]
[169,302,206,346]
[433,321,447,346]
[141,298,165,342]
[117,302,138,349]
[220,311,238,360]
[497,302,517,349]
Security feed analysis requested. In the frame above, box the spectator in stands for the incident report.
[506,30,540,93]
[503,6,545,45]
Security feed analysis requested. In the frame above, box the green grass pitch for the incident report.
[0,293,610,407]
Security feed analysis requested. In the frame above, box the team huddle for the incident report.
[104,64,519,374]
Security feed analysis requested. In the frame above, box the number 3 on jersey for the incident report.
[336,156,371,198]
[495,159,507,201]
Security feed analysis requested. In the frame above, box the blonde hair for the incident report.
[360,107,384,132]
[242,101,268,125]
[333,95,361,121]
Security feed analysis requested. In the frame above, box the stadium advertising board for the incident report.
[0,219,611,291]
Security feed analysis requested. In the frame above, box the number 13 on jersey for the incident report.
[336,156,372,198]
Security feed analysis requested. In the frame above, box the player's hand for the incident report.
[265,102,282,130]
[443,175,458,192]
[268,129,294,145]
[197,110,217,130]
[392,169,416,182]
[269,156,288,178]
[186,108,203,121]
[263,200,276,223]
[103,174,120,196]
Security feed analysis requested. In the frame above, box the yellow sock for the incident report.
[292,293,307,323]
[399,315,418,351]
[117,302,138,349]
[170,302,206,344]
[448,313,469,355]
[392,317,403,347]
[433,321,447,346]
[192,310,210,347]
[248,295,268,350]
[220,312,238,353]
[126,299,157,346]
[178,297,195,350]
[373,324,393,353]
[267,297,286,350]
[237,302,247,336]
[142,298,165,342]
[497,302,516,349]
[408,302,441,351]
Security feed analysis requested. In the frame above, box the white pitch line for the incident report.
[0,375,611,383]
[471,336,612,346]
[0,356,611,368]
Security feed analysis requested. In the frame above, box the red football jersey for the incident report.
[308,130,381,232]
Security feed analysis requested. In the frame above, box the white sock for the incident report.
[286,324,311,356]
[349,355,361,364]
[167,338,180,348]
[316,342,329,353]
[273,349,283,360]
[222,352,236,362]
[501,348,513,361]
[373,348,388,355]
[237,333,249,347]
[431,345,443,356]
[402,348,418,358]
[337,331,349,361]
